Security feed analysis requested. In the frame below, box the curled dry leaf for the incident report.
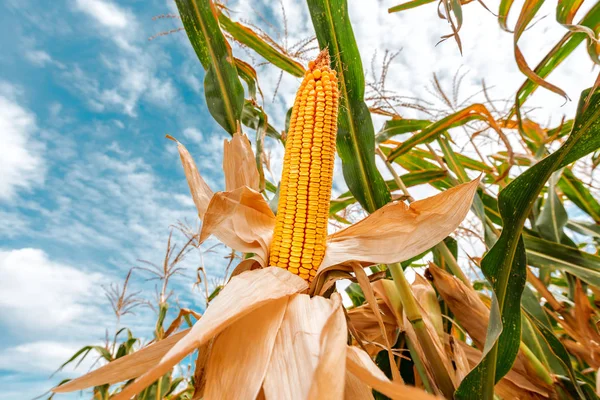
[351,264,401,381]
[175,139,213,218]
[345,346,441,400]
[427,263,489,348]
[427,264,553,396]
[52,329,190,392]
[200,186,275,264]
[319,179,479,272]
[347,299,397,357]
[223,131,260,192]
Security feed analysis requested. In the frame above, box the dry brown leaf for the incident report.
[352,264,401,381]
[200,186,275,264]
[52,329,189,392]
[344,371,375,400]
[175,140,213,218]
[429,264,552,394]
[345,346,441,400]
[204,297,288,400]
[223,132,260,192]
[110,267,307,399]
[427,263,489,348]
[319,179,479,272]
[308,293,348,400]
[262,293,341,400]
[347,300,397,357]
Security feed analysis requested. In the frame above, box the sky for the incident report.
[0,0,597,398]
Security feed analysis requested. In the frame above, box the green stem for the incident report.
[388,262,456,398]
[434,241,472,287]
[406,337,434,393]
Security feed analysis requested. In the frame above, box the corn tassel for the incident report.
[269,51,339,282]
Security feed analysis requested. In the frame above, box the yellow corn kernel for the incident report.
[268,51,339,283]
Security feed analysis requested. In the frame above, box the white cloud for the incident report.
[75,0,129,29]
[0,340,89,374]
[24,49,52,66]
[0,82,45,201]
[0,248,106,332]
[183,127,202,142]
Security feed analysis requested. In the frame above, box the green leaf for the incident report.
[455,88,600,399]
[235,58,262,100]
[375,118,431,143]
[524,310,587,399]
[176,0,245,135]
[386,104,500,162]
[388,0,436,13]
[217,12,305,77]
[558,168,600,223]
[524,233,600,287]
[535,172,568,243]
[329,170,447,214]
[307,0,391,213]
[241,100,281,140]
[510,1,600,116]
[566,220,600,239]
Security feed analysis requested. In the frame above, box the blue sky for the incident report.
[0,0,597,398]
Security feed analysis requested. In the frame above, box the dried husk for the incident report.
[204,297,288,400]
[52,329,190,392]
[345,346,441,399]
[55,268,307,398]
[223,131,260,192]
[319,179,479,272]
[200,186,274,264]
[262,293,344,400]
[175,139,213,218]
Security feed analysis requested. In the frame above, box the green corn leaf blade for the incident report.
[558,168,600,223]
[524,310,587,399]
[218,12,305,77]
[329,170,447,214]
[438,135,469,183]
[307,0,391,213]
[235,58,262,101]
[176,0,244,135]
[410,147,494,174]
[388,0,436,13]
[510,1,600,117]
[455,87,600,399]
[376,118,431,143]
[535,172,569,243]
[524,233,600,287]
[387,104,498,162]
[498,0,516,30]
[512,0,569,102]
[241,100,281,140]
[566,220,600,238]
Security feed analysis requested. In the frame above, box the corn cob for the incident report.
[269,51,339,282]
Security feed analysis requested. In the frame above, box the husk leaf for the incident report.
[319,179,479,271]
[112,267,307,399]
[223,131,260,192]
[204,297,288,400]
[262,293,343,400]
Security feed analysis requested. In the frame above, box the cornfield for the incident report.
[48,0,600,399]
